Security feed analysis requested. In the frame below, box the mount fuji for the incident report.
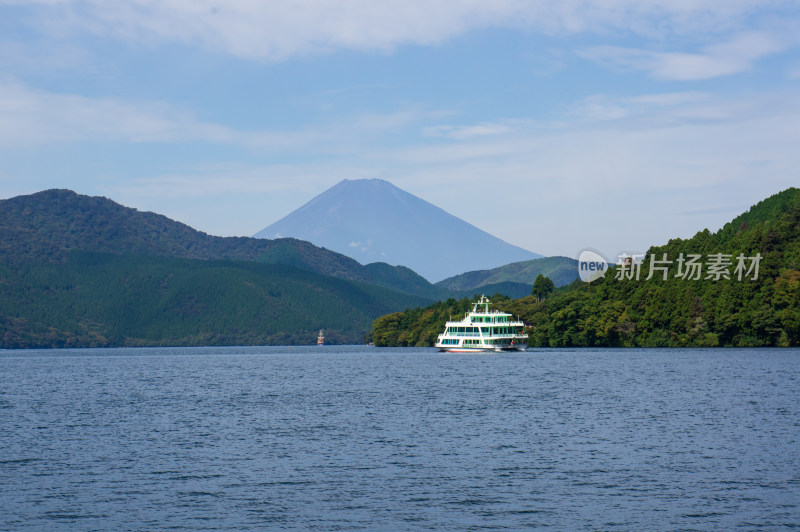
[254,179,541,282]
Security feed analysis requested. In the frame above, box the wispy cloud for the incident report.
[423,122,516,140]
[0,80,235,146]
[382,88,800,205]
[113,164,336,199]
[24,84,794,250]
[393,90,800,255]
[108,87,800,201]
[579,31,789,80]
[5,0,789,61]
[0,80,438,151]
[0,39,92,75]
[565,92,710,123]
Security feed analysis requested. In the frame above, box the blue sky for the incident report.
[1,1,799,260]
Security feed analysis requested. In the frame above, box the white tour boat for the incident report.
[435,295,528,353]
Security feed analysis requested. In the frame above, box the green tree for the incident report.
[531,274,555,302]
[371,187,800,348]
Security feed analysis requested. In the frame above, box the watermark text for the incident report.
[614,252,761,281]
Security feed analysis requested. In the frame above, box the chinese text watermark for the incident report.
[614,252,761,281]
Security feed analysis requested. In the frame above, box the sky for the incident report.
[1,0,799,261]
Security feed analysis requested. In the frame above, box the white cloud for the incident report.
[0,39,92,74]
[0,80,235,146]
[0,80,437,150]
[565,92,710,123]
[6,76,797,198]
[400,90,800,254]
[116,169,304,199]
[579,30,789,80]
[5,0,790,61]
[423,122,515,139]
[23,85,788,251]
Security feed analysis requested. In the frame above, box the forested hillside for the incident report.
[0,251,429,348]
[0,189,442,297]
[372,188,800,347]
[0,189,441,347]
[435,256,578,292]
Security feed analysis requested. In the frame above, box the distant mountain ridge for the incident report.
[0,188,563,348]
[0,189,437,347]
[436,256,579,294]
[254,178,542,282]
[0,189,440,299]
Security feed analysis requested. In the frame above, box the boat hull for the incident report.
[438,346,527,353]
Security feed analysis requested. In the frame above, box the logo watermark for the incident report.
[577,249,609,283]
[578,250,762,282]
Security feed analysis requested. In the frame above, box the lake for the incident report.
[1,346,798,530]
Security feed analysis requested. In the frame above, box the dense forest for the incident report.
[0,189,534,348]
[0,251,430,348]
[372,188,800,347]
[0,189,442,298]
[4,187,797,349]
[0,190,437,348]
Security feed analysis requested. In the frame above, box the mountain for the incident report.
[0,189,441,299]
[0,189,443,347]
[436,256,579,294]
[0,251,430,348]
[253,178,541,282]
[371,188,800,348]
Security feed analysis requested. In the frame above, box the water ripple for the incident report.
[1,346,799,530]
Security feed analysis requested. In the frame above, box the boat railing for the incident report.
[444,332,527,338]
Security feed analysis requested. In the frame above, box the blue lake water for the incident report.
[1,346,799,530]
